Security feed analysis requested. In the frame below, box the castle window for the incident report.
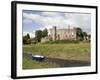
[72,35,74,38]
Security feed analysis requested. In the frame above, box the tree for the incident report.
[88,34,91,39]
[23,36,27,44]
[83,32,87,36]
[26,34,30,39]
[35,28,48,42]
[23,33,31,44]
[35,30,43,42]
[42,28,48,37]
[82,32,87,40]
[75,27,83,40]
[79,32,84,41]
[87,34,91,41]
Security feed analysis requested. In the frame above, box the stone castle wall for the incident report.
[49,26,76,40]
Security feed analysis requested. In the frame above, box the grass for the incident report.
[44,40,79,44]
[23,42,90,69]
[23,42,90,61]
[23,57,60,69]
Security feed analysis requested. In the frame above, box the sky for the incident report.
[22,10,91,38]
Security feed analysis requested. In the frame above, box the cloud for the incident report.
[23,13,41,20]
[42,16,65,27]
[23,19,32,24]
[42,12,60,17]
[64,13,91,31]
[23,12,78,28]
[23,11,91,33]
[23,32,35,38]
[23,12,43,25]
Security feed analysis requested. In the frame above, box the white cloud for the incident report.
[23,32,35,38]
[64,13,91,32]
[23,12,91,33]
[23,12,78,29]
[23,13,41,20]
[23,19,32,24]
[42,12,60,17]
[23,12,43,24]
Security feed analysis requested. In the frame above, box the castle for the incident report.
[48,26,77,40]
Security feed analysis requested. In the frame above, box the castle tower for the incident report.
[53,26,56,40]
[68,25,71,39]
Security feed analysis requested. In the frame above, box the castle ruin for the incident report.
[48,26,77,40]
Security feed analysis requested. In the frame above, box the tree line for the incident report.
[75,28,90,41]
[23,28,48,44]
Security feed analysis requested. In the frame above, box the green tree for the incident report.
[35,30,43,42]
[88,34,91,39]
[42,28,48,37]
[23,33,31,44]
[79,32,84,41]
[75,27,86,41]
[75,27,82,40]
[23,36,27,44]
[82,32,87,40]
[83,32,87,36]
[88,34,91,41]
[26,33,30,39]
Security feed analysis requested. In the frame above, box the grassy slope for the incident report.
[23,42,90,61]
[23,42,90,69]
